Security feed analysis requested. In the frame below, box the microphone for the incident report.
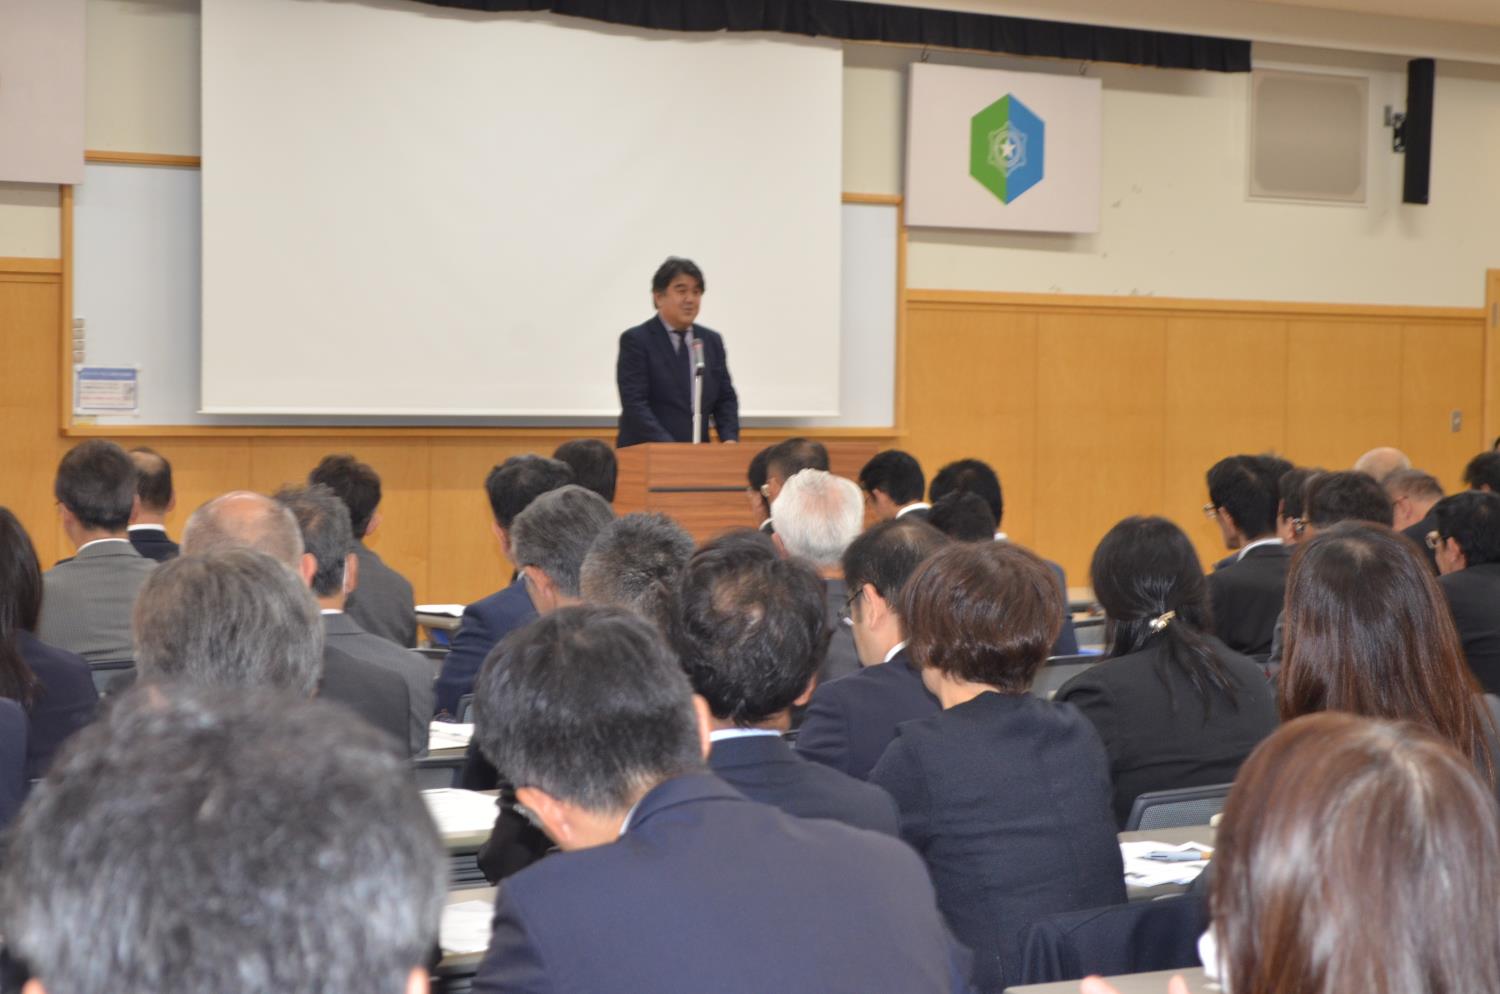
[692,339,706,377]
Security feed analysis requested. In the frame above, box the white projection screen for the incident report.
[200,1,843,417]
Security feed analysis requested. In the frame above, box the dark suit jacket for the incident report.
[1205,542,1290,658]
[1054,635,1279,826]
[322,612,432,757]
[870,692,1125,993]
[346,541,417,648]
[434,578,537,717]
[1047,560,1080,657]
[1402,512,1440,575]
[0,699,27,831]
[319,646,411,755]
[127,526,179,562]
[16,631,100,780]
[796,647,940,780]
[820,576,862,685]
[615,316,739,446]
[708,733,899,835]
[471,773,974,994]
[1441,563,1500,695]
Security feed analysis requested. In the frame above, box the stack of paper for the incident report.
[416,603,466,617]
[422,788,499,836]
[429,722,475,751]
[441,900,497,954]
[1119,840,1212,887]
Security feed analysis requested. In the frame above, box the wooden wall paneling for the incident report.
[1485,270,1500,449]
[1284,319,1403,470]
[1034,313,1168,581]
[1398,322,1484,491]
[134,436,254,535]
[902,304,1039,545]
[426,438,539,607]
[0,272,66,568]
[1163,317,1289,568]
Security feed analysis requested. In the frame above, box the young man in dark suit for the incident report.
[670,531,899,835]
[1433,490,1500,694]
[1204,454,1292,659]
[615,256,739,447]
[860,449,931,522]
[469,605,975,994]
[127,447,180,562]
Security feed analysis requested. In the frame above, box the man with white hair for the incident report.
[1353,446,1411,483]
[771,469,865,683]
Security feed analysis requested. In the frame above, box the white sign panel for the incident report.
[906,64,1102,234]
[74,366,139,414]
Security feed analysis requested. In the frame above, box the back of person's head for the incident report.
[1213,713,1500,994]
[0,509,44,706]
[1280,521,1489,773]
[858,450,925,506]
[763,437,830,486]
[670,532,829,725]
[484,454,574,529]
[1383,467,1444,506]
[842,517,949,611]
[579,512,694,633]
[1433,490,1500,568]
[133,548,323,696]
[307,453,382,538]
[1464,451,1500,493]
[1303,471,1394,529]
[181,491,304,566]
[1249,453,1293,490]
[928,458,1003,526]
[473,605,704,812]
[509,484,615,598]
[1207,455,1278,539]
[927,490,997,542]
[1351,446,1412,482]
[1,685,444,994]
[747,446,771,519]
[275,484,355,598]
[1091,516,1237,707]
[1278,466,1322,526]
[770,469,863,568]
[129,447,174,514]
[552,439,618,503]
[54,439,137,532]
[901,541,1062,692]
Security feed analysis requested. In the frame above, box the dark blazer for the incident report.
[615,316,739,446]
[1047,560,1080,657]
[708,733,900,835]
[434,578,537,717]
[796,647,940,780]
[870,692,1125,993]
[16,631,100,779]
[127,526,179,562]
[1402,512,1440,575]
[1440,563,1500,695]
[820,576,862,685]
[0,699,28,831]
[471,773,974,994]
[346,541,417,648]
[322,612,432,757]
[1055,635,1279,826]
[319,645,411,755]
[1205,542,1290,658]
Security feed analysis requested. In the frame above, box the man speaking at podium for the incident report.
[615,257,740,447]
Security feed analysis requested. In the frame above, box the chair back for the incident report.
[457,693,475,724]
[1125,783,1233,832]
[1016,893,1208,985]
[412,755,466,791]
[1031,653,1100,699]
[89,659,137,698]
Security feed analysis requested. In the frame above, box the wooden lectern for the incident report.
[615,441,885,544]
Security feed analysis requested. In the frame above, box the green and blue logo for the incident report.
[970,94,1045,205]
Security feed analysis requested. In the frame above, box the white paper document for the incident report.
[429,722,474,751]
[1119,840,1212,887]
[422,788,499,836]
[416,604,466,617]
[441,900,496,954]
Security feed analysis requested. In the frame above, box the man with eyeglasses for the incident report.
[1385,468,1445,574]
[1431,491,1500,694]
[1203,455,1291,660]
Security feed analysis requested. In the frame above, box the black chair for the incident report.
[413,755,466,791]
[88,659,137,698]
[1030,653,1100,699]
[1125,783,1233,832]
[1016,893,1209,985]
[457,693,475,724]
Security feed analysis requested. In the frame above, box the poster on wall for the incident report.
[906,63,1102,234]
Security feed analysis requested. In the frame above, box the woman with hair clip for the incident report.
[1278,519,1499,787]
[0,508,98,779]
[1083,712,1500,994]
[1057,517,1278,826]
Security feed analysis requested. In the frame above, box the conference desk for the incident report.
[436,885,497,994]
[1007,967,1210,994]
[1121,825,1215,902]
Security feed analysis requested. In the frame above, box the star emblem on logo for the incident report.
[987,123,1027,177]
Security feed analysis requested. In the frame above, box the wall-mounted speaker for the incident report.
[1402,58,1435,205]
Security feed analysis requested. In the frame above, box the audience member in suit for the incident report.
[126,446,180,562]
[1352,445,1412,483]
[670,531,900,835]
[615,256,740,446]
[1056,517,1278,826]
[178,492,409,749]
[1469,451,1500,493]
[762,436,830,505]
[1278,521,1498,792]
[747,446,774,532]
[0,509,99,779]
[1431,491,1500,695]
[469,605,975,994]
[37,440,157,662]
[1383,467,1445,573]
[309,454,417,648]
[870,542,1125,993]
[929,458,1079,656]
[579,512,694,634]
[552,438,617,503]
[797,517,949,780]
[770,469,864,684]
[434,455,573,717]
[278,484,433,757]
[1087,714,1500,994]
[860,449,931,521]
[1203,455,1290,659]
[0,698,27,830]
[0,685,444,994]
[1273,465,1321,547]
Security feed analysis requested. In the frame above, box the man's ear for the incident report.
[299,551,318,589]
[522,565,556,613]
[515,786,570,847]
[791,675,817,708]
[771,533,787,558]
[491,520,512,557]
[403,966,430,994]
[1445,537,1469,571]
[691,694,714,760]
[128,494,143,526]
[365,509,382,539]
[343,552,360,595]
[861,583,890,628]
[165,493,177,515]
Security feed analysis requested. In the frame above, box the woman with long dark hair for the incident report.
[1057,516,1278,825]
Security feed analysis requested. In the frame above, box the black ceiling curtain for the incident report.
[405,0,1251,73]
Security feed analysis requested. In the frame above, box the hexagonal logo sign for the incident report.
[969,94,1046,205]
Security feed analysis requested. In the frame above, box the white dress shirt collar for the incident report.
[76,537,131,553]
[1236,536,1283,561]
[883,640,909,663]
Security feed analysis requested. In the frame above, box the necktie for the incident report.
[672,329,692,400]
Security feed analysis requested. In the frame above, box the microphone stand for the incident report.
[691,339,705,445]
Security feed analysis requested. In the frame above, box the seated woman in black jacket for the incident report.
[1056,517,1278,826]
[870,541,1124,994]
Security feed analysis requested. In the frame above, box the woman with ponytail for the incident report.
[1057,516,1278,826]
